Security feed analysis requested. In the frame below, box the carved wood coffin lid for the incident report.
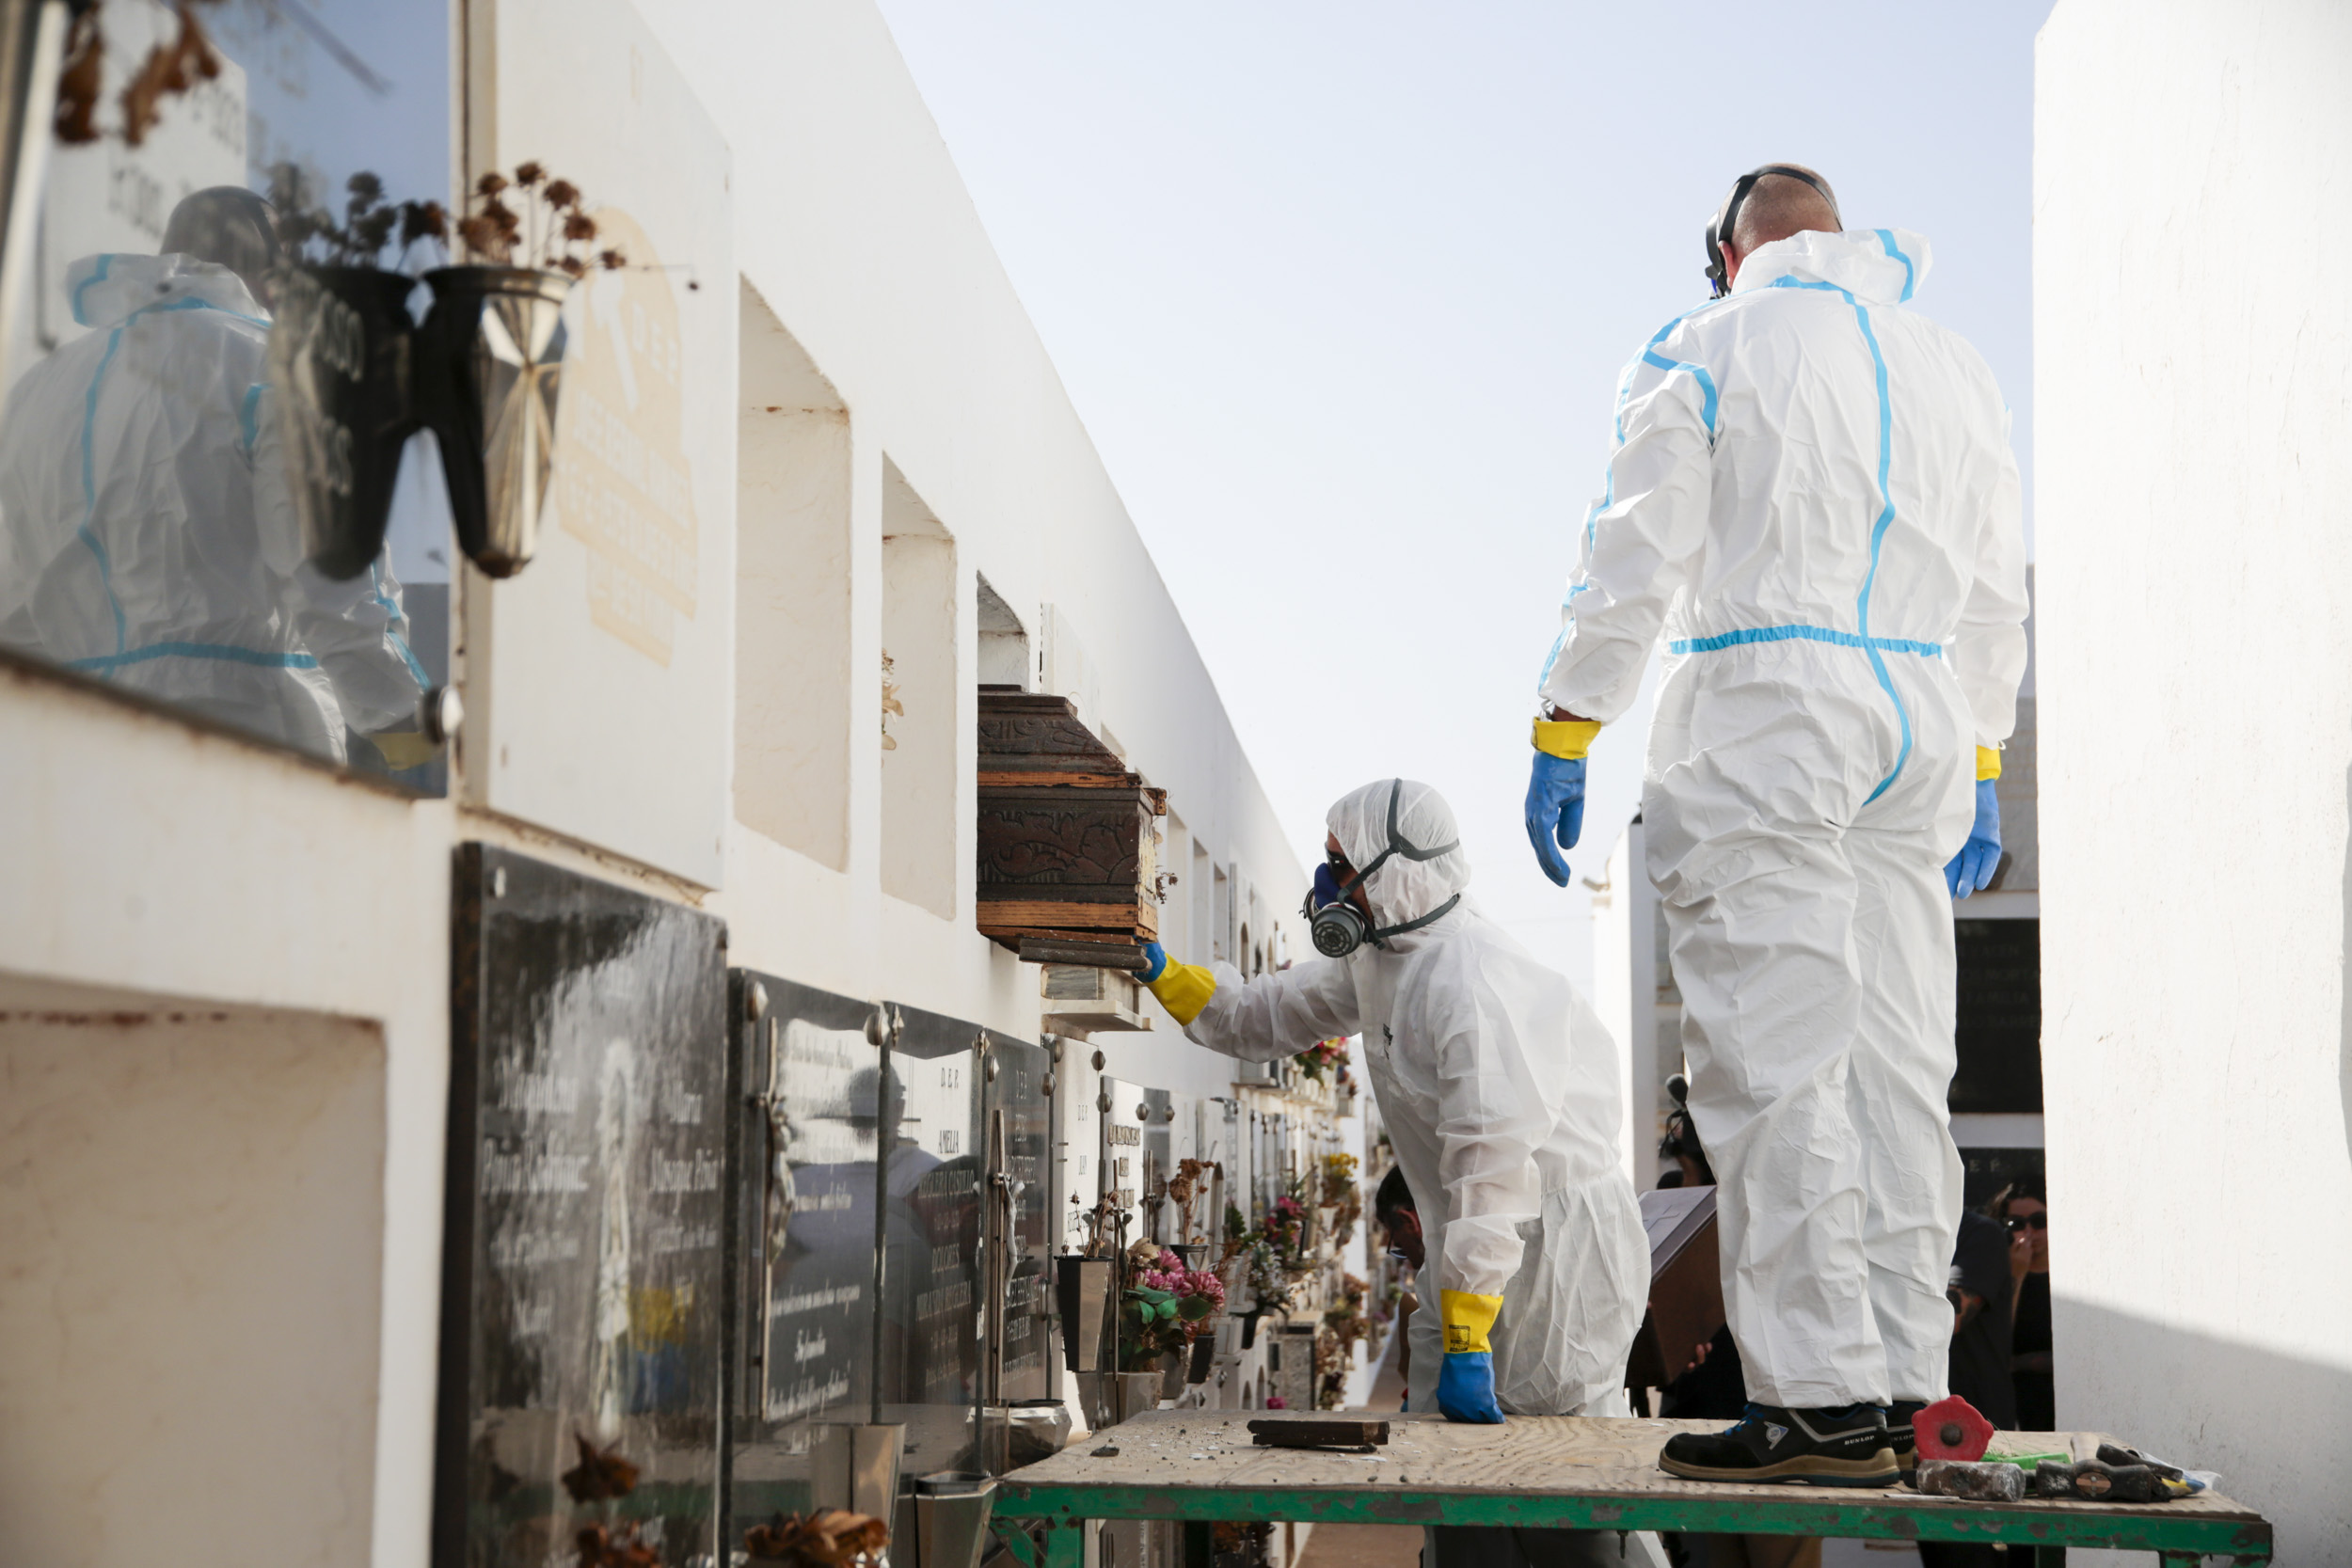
[977,691,1168,809]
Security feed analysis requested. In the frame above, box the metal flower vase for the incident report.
[269,265,421,580]
[419,265,573,578]
[914,1473,997,1568]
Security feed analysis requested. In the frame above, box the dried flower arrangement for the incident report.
[575,1521,660,1568]
[266,165,448,272]
[1167,1156,1210,1243]
[743,1510,890,1567]
[559,1433,640,1503]
[55,0,225,149]
[457,163,628,277]
[561,1433,650,1566]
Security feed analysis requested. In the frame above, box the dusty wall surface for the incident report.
[2035,1,2352,1560]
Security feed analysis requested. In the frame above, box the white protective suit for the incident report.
[1175,780,1649,1420]
[1536,229,2030,1408]
[0,252,426,761]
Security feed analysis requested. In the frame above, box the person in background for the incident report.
[1374,1166,1422,1398]
[1990,1178,2053,1430]
[1915,1202,2022,1567]
[1655,1073,1714,1190]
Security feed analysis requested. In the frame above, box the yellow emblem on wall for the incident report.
[553,207,698,665]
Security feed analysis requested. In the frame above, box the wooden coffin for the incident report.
[1624,1183,1727,1390]
[977,690,1168,962]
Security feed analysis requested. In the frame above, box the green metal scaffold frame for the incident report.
[985,1413,2271,1568]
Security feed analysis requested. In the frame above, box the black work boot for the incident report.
[1883,1401,1926,1479]
[1659,1402,1899,1487]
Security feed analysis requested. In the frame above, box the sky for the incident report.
[877,0,2055,990]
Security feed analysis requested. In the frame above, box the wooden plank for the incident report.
[980,770,1145,789]
[991,1412,2271,1560]
[1017,936,1149,971]
[979,901,1159,936]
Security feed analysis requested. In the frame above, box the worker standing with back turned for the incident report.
[1522,166,2028,1486]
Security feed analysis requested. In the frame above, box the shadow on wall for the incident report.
[2054,1301,2351,1566]
[2342,765,2352,1180]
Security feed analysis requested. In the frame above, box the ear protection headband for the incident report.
[1304,780,1462,958]
[1705,164,1841,297]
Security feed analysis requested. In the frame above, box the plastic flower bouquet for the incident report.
[1120,1243,1227,1370]
[1295,1037,1348,1083]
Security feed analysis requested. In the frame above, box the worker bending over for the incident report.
[1143,779,1654,1564]
[1142,780,1646,1418]
[1522,166,2029,1485]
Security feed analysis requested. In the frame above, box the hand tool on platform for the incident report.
[2034,1459,2176,1503]
[1910,1395,1995,1463]
[1248,1418,1390,1454]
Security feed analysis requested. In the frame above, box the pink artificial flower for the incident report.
[1265,1397,1287,1409]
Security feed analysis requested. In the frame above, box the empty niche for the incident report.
[735,277,852,870]
[976,575,1029,689]
[882,458,958,919]
[0,981,386,1566]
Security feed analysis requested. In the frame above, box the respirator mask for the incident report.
[1703,163,1842,298]
[1303,779,1463,958]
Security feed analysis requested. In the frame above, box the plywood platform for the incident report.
[993,1412,2271,1563]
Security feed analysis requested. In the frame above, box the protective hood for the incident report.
[1326,778,1470,932]
[64,251,267,331]
[1731,227,1931,308]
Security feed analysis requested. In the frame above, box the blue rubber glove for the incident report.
[1435,1352,1503,1424]
[1523,752,1587,887]
[1946,779,2002,898]
[1138,941,1168,981]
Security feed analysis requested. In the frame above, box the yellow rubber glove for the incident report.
[1976,745,2003,782]
[1533,718,1603,760]
[1140,942,1217,1026]
[370,730,438,770]
[1438,1289,1504,1354]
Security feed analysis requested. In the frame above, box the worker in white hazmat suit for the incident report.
[0,187,427,765]
[1522,166,2029,1485]
[1139,778,1661,1568]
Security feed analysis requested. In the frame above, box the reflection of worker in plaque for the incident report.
[755,1041,882,1423]
[591,1037,643,1433]
[0,186,424,764]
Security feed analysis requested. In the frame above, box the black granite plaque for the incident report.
[723,972,886,1534]
[438,845,728,1568]
[1952,917,2042,1114]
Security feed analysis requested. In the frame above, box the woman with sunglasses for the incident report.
[1989,1178,2053,1432]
